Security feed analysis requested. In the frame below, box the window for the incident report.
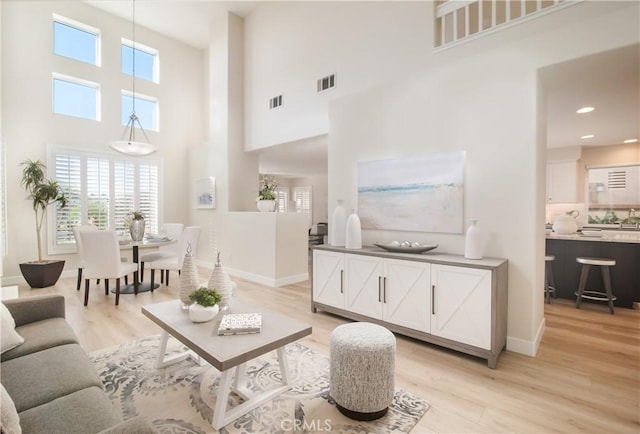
[53,74,100,121]
[121,92,158,131]
[122,39,158,83]
[293,186,312,214]
[49,146,161,254]
[275,188,289,213]
[53,15,100,66]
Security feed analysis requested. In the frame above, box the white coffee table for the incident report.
[142,299,312,429]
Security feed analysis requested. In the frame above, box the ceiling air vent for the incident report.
[269,95,282,109]
[607,170,626,190]
[317,74,336,92]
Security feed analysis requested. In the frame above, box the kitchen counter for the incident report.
[545,236,639,308]
[546,230,640,244]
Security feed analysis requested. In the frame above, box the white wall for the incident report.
[1,1,204,280]
[244,2,432,151]
[243,1,640,353]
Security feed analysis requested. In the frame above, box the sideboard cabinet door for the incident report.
[431,264,491,350]
[383,258,431,333]
[345,254,383,318]
[312,250,345,309]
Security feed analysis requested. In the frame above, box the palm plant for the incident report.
[21,159,68,262]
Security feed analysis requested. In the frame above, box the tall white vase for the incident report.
[345,209,362,249]
[207,251,234,308]
[330,199,347,246]
[179,248,199,309]
[464,219,483,260]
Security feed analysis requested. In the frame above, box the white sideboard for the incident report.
[311,245,508,368]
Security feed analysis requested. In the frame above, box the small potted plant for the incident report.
[256,175,278,212]
[188,287,222,323]
[19,159,68,288]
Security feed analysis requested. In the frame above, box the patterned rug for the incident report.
[89,335,429,433]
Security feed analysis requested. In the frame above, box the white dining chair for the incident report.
[147,226,200,288]
[80,230,139,306]
[72,224,100,291]
[140,223,184,283]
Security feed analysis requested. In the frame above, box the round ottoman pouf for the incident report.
[329,322,396,421]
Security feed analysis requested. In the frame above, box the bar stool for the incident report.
[575,257,617,314]
[544,255,557,304]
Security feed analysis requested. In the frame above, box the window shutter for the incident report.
[54,153,81,246]
[138,162,159,234]
[113,160,135,234]
[86,157,110,229]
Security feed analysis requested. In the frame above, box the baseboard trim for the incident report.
[506,316,545,357]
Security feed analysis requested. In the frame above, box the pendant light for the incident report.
[108,0,156,156]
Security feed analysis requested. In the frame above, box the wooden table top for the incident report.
[142,299,312,371]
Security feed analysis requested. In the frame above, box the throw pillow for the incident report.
[1,303,24,354]
[1,383,22,434]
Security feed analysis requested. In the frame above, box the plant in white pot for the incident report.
[188,287,222,323]
[19,159,68,288]
[256,175,277,212]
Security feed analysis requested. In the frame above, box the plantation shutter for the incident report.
[86,157,110,230]
[138,162,159,234]
[54,153,81,246]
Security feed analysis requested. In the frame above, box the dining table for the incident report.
[117,237,177,294]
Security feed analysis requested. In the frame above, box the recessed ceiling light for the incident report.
[576,106,595,114]
[580,134,595,139]
[623,138,638,144]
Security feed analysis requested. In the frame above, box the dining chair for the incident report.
[140,223,184,282]
[147,226,200,288]
[80,230,139,306]
[72,225,99,291]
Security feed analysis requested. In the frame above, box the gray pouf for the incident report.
[329,322,396,420]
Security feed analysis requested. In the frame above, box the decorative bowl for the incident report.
[373,243,438,254]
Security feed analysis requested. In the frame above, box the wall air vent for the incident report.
[269,95,283,109]
[607,170,626,190]
[317,74,336,92]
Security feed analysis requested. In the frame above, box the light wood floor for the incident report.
[14,269,639,433]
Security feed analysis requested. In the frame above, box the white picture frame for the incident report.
[195,177,216,209]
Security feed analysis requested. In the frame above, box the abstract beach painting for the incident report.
[358,152,465,233]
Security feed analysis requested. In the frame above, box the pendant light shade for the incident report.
[109,113,156,156]
[109,0,156,156]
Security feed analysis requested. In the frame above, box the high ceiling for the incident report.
[87,2,639,174]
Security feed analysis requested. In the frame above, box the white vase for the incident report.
[257,200,276,212]
[179,249,199,309]
[188,303,219,323]
[207,252,234,308]
[345,209,362,249]
[464,219,483,259]
[330,199,347,246]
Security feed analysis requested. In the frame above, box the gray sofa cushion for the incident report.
[2,344,103,413]
[2,295,65,327]
[18,386,120,434]
[1,318,78,362]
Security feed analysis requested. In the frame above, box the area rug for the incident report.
[90,335,429,433]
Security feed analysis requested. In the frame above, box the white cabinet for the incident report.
[431,264,491,349]
[311,246,508,368]
[547,161,577,203]
[312,250,344,309]
[344,255,431,333]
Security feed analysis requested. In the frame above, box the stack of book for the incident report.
[218,312,262,335]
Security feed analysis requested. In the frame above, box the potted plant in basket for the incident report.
[256,175,278,212]
[19,159,68,288]
[188,287,222,323]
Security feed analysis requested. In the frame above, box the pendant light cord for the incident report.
[131,0,136,116]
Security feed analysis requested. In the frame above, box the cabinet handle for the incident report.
[340,270,344,294]
[378,276,382,302]
[431,285,435,315]
[383,277,387,303]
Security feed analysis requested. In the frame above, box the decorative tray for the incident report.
[373,243,438,254]
[145,234,171,241]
